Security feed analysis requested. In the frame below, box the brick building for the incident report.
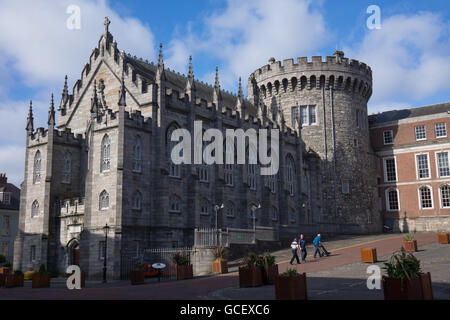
[370,102,450,232]
[0,173,20,264]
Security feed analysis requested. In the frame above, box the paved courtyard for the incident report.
[1,232,448,300]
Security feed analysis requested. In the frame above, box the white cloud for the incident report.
[0,145,25,187]
[0,0,156,90]
[345,12,450,113]
[166,0,328,91]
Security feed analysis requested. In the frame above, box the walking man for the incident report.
[290,238,301,265]
[299,234,307,262]
[313,233,322,258]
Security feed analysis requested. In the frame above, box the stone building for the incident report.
[0,173,20,264]
[370,102,450,232]
[14,19,381,279]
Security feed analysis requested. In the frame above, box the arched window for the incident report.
[247,164,257,190]
[286,156,295,196]
[167,124,180,178]
[101,135,110,172]
[63,152,72,183]
[440,185,450,208]
[133,136,142,173]
[197,129,209,182]
[33,151,41,184]
[132,190,142,210]
[200,198,210,215]
[31,200,39,218]
[99,190,109,210]
[226,201,235,217]
[419,186,433,209]
[271,206,278,222]
[224,163,233,186]
[290,208,297,224]
[386,188,400,211]
[265,168,276,193]
[169,194,181,212]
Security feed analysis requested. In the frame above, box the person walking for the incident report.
[299,234,307,262]
[313,233,322,258]
[290,238,301,265]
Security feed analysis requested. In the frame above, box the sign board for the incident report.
[152,263,166,269]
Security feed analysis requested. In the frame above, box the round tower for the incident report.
[247,51,381,233]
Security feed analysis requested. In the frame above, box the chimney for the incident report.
[0,173,7,183]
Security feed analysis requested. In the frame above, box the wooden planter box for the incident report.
[403,240,418,252]
[0,267,10,275]
[0,274,4,287]
[383,272,433,300]
[275,273,308,300]
[177,265,193,280]
[211,260,228,274]
[437,233,449,244]
[239,266,263,288]
[32,274,51,288]
[66,271,86,288]
[360,248,377,263]
[130,270,145,285]
[262,265,279,285]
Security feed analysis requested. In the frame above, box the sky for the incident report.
[0,0,449,186]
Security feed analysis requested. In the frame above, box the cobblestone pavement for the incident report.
[0,232,447,300]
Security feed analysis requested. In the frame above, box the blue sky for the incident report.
[0,0,449,186]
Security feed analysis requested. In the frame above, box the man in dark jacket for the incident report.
[299,234,307,262]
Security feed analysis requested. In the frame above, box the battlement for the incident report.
[251,52,372,85]
[59,197,85,216]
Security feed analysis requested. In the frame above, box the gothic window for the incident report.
[286,156,295,196]
[264,161,276,193]
[224,163,234,186]
[167,124,181,178]
[133,136,142,173]
[419,186,433,209]
[33,150,41,184]
[291,106,299,127]
[31,200,39,218]
[386,188,399,211]
[440,185,450,208]
[30,245,36,262]
[226,201,235,218]
[169,195,181,212]
[63,152,72,183]
[200,198,210,215]
[132,190,142,211]
[99,190,109,210]
[198,130,209,182]
[247,164,257,190]
[101,134,110,172]
[300,106,308,125]
[309,105,316,124]
[271,207,278,222]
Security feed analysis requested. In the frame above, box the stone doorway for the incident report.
[67,239,80,266]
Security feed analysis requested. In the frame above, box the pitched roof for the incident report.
[369,102,450,125]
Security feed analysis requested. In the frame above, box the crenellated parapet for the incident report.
[59,197,85,217]
[248,51,373,102]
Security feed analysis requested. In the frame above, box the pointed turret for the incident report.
[185,55,196,102]
[118,72,126,107]
[90,80,99,116]
[156,43,166,81]
[48,94,55,126]
[60,75,69,110]
[213,67,222,111]
[235,77,244,114]
[26,100,34,134]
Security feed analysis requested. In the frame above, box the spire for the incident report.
[118,71,126,107]
[156,43,165,81]
[213,66,222,107]
[104,17,111,34]
[48,94,55,126]
[90,80,99,115]
[185,55,196,102]
[26,100,34,133]
[59,75,69,111]
[235,77,244,111]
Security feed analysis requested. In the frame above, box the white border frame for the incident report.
[414,125,427,141]
[435,150,450,178]
[435,122,447,139]
[418,185,434,210]
[415,152,431,180]
[383,130,394,145]
[438,183,450,209]
[383,156,398,182]
[385,188,400,212]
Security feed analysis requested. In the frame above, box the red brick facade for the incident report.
[370,104,450,232]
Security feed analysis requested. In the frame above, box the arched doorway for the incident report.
[67,239,80,266]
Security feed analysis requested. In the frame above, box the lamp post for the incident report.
[102,223,110,283]
[214,204,224,245]
[251,203,261,243]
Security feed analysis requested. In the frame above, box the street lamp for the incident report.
[214,204,224,245]
[251,203,261,243]
[102,223,110,283]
